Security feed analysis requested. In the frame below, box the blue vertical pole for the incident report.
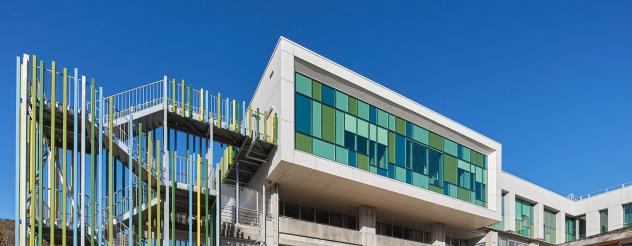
[98,87,104,246]
[14,56,20,246]
[73,68,79,246]
[242,101,245,134]
[128,111,134,246]
[188,154,193,246]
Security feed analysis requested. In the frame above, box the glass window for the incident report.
[335,91,348,112]
[443,139,458,157]
[458,168,472,190]
[295,132,312,153]
[357,119,369,138]
[295,73,312,97]
[295,93,312,135]
[377,109,388,128]
[429,132,443,150]
[336,111,345,145]
[312,80,322,101]
[444,155,457,185]
[565,216,576,242]
[344,215,357,230]
[301,205,315,221]
[458,145,471,162]
[312,101,321,138]
[344,131,356,150]
[412,125,429,145]
[322,84,335,106]
[336,146,349,165]
[599,209,608,233]
[330,213,343,227]
[544,210,556,244]
[284,202,300,219]
[578,215,586,239]
[395,117,406,136]
[369,105,377,123]
[428,148,443,187]
[396,134,406,167]
[625,204,632,226]
[348,97,357,115]
[322,105,336,143]
[515,199,533,238]
[408,140,428,174]
[357,100,370,120]
[313,138,335,161]
[315,209,329,224]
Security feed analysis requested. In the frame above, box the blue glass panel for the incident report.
[369,141,376,166]
[377,168,388,177]
[295,93,312,135]
[348,150,357,167]
[388,163,396,179]
[406,122,413,138]
[357,135,368,155]
[428,148,443,187]
[322,84,336,106]
[377,143,387,169]
[344,131,356,150]
[369,105,377,124]
[395,134,406,167]
[406,169,413,184]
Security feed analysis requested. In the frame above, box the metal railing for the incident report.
[171,154,217,192]
[568,182,632,201]
[220,205,262,227]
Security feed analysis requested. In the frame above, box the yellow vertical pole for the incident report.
[232,100,236,131]
[264,110,268,142]
[62,67,68,246]
[180,80,185,116]
[148,131,153,245]
[200,89,204,121]
[108,97,113,246]
[216,92,221,128]
[157,141,161,246]
[196,154,201,246]
[50,61,56,246]
[29,56,36,246]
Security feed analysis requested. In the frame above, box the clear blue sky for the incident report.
[1,1,631,219]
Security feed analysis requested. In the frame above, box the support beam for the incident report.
[97,87,104,246]
[80,75,87,246]
[128,112,134,246]
[163,75,170,246]
[73,68,79,246]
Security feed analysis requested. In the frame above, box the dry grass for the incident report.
[0,219,14,246]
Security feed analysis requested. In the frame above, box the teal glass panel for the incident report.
[377,127,388,145]
[412,125,429,145]
[443,139,458,157]
[312,101,321,138]
[388,114,396,131]
[357,100,370,120]
[313,138,335,161]
[395,166,407,182]
[516,198,534,237]
[295,73,312,97]
[412,172,428,189]
[377,109,388,128]
[369,166,377,174]
[566,217,576,242]
[335,91,349,112]
[544,210,557,244]
[625,204,632,226]
[344,113,357,133]
[458,145,471,162]
[357,119,369,138]
[336,111,345,146]
[336,146,349,165]
[369,124,377,142]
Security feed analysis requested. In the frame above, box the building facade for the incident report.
[220,37,632,246]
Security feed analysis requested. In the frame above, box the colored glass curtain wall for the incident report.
[625,204,632,226]
[543,209,556,243]
[294,72,489,207]
[515,198,533,238]
[565,217,576,242]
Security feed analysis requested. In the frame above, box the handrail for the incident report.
[568,182,632,201]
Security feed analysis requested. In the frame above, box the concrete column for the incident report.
[504,192,516,232]
[576,217,581,239]
[556,211,566,243]
[430,223,446,246]
[358,205,376,246]
[267,183,280,245]
[608,205,624,231]
[534,203,544,240]
[484,231,498,246]
[586,211,600,237]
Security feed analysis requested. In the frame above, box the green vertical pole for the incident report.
[90,79,96,246]
[148,131,153,246]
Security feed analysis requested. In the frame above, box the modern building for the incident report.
[219,37,632,246]
[14,37,632,246]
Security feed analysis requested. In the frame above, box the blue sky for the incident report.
[1,1,631,218]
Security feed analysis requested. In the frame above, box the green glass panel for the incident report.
[322,105,335,143]
[412,125,429,145]
[336,146,348,164]
[357,100,369,120]
[483,169,488,185]
[458,187,471,202]
[335,91,349,112]
[312,80,322,101]
[369,124,377,141]
[444,155,457,184]
[348,97,357,115]
[388,114,396,131]
[377,127,388,145]
[357,153,369,171]
[312,101,321,138]
[388,132,396,164]
[395,117,406,135]
[429,185,443,194]
[344,113,356,133]
[395,166,407,182]
[295,73,312,97]
[335,111,345,145]
[443,139,458,157]
[472,151,483,166]
[357,119,369,138]
[429,132,443,150]
[377,109,388,128]
[295,132,312,153]
[313,138,335,161]
[412,173,428,189]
